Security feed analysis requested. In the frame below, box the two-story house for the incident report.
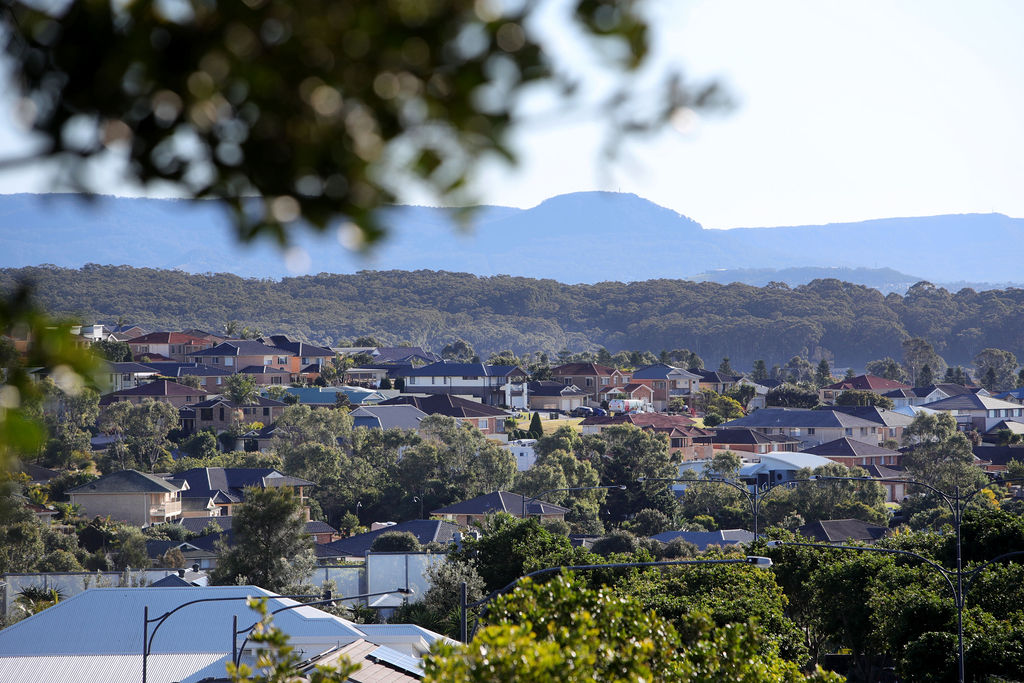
[182,395,288,435]
[720,408,887,447]
[170,467,314,518]
[67,469,185,526]
[186,340,294,372]
[802,437,903,468]
[98,361,159,393]
[126,332,215,362]
[688,368,742,395]
[882,383,989,409]
[550,363,631,405]
[920,393,1024,432]
[259,335,335,380]
[141,361,234,393]
[98,379,210,408]
[630,363,702,411]
[378,393,511,437]
[397,361,529,407]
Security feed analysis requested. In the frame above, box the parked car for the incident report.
[571,406,594,417]
[590,407,607,417]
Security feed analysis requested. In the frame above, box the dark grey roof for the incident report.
[372,346,440,364]
[315,520,460,558]
[398,361,527,378]
[173,468,313,502]
[689,368,741,383]
[922,394,1022,411]
[190,340,288,357]
[972,446,1024,468]
[149,574,195,587]
[238,365,291,374]
[696,427,799,445]
[431,491,568,516]
[527,380,586,397]
[631,363,679,380]
[145,539,201,558]
[141,362,233,377]
[649,529,754,549]
[103,379,207,397]
[379,393,509,418]
[350,405,428,430]
[798,519,889,543]
[863,463,906,479]
[827,406,914,426]
[803,437,901,458]
[722,408,878,429]
[190,395,286,408]
[107,361,159,374]
[67,469,181,495]
[260,335,334,357]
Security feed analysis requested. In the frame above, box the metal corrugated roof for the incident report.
[0,652,227,683]
[0,586,363,655]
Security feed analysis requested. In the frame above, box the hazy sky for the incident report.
[2,0,1022,229]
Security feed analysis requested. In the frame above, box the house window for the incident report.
[201,408,213,421]
[263,407,270,417]
[185,395,192,403]
[478,419,488,430]
[271,376,282,385]
[655,381,665,389]
[302,357,309,364]
[586,378,593,387]
[216,377,222,385]
[278,356,288,364]
[602,377,609,385]
[845,428,852,436]
[807,428,815,435]
[264,358,273,365]
[225,358,234,367]
[219,407,225,421]
[861,428,868,436]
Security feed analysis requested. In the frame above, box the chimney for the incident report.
[178,569,185,577]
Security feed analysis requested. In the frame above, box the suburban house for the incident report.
[378,394,511,437]
[140,361,234,393]
[882,383,990,409]
[689,368,741,395]
[350,404,429,431]
[346,363,407,387]
[182,395,288,435]
[126,331,214,361]
[0,586,449,683]
[170,467,314,518]
[315,519,460,562]
[720,408,888,447]
[827,405,914,443]
[527,380,587,413]
[67,469,185,526]
[599,382,655,410]
[186,339,294,372]
[802,437,903,468]
[397,361,529,408]
[577,413,710,460]
[736,377,770,410]
[693,427,801,455]
[98,379,209,408]
[737,451,839,487]
[818,374,912,405]
[258,334,335,375]
[550,362,631,404]
[650,529,755,550]
[630,363,701,411]
[98,361,159,393]
[237,363,292,385]
[431,491,568,525]
[862,463,909,502]
[506,438,538,471]
[798,518,890,543]
[920,393,1024,431]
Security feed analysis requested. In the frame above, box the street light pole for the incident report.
[767,540,1024,683]
[520,484,627,519]
[806,474,1024,683]
[458,556,773,643]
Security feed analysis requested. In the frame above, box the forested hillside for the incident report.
[3,265,1023,369]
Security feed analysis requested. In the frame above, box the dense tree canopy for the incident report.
[6,266,1024,370]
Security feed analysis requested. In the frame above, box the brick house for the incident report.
[126,332,215,362]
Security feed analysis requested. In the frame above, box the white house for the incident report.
[398,361,529,408]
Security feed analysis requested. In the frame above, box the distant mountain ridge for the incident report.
[1,191,1022,287]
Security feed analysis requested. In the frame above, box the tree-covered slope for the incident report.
[3,266,1022,369]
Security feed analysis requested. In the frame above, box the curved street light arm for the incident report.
[768,540,958,604]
